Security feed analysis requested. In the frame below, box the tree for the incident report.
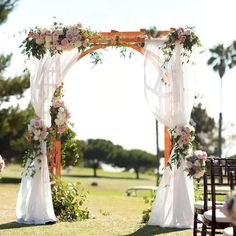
[191,103,220,155]
[0,0,32,162]
[111,146,155,179]
[207,44,232,157]
[0,0,18,25]
[83,139,114,177]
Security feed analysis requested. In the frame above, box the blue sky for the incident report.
[1,0,236,155]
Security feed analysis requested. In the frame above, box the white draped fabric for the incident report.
[144,39,195,228]
[16,50,81,224]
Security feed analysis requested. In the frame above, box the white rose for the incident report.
[45,35,52,43]
[33,129,41,141]
[45,42,51,49]
[58,107,65,113]
[36,38,44,45]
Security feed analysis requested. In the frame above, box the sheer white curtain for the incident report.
[16,50,81,224]
[144,39,195,228]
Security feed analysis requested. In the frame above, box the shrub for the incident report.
[51,180,90,222]
[141,193,156,223]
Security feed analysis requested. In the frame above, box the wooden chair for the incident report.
[201,158,236,235]
[193,160,224,235]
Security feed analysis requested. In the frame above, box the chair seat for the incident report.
[223,227,233,236]
[204,209,230,223]
[194,201,224,210]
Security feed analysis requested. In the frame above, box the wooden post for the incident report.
[56,140,61,177]
[164,126,171,165]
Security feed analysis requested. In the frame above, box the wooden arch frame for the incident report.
[50,29,171,176]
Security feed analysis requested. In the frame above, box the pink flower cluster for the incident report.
[26,117,48,143]
[28,23,91,51]
[52,97,71,134]
[222,191,236,225]
[185,150,208,178]
[171,125,195,149]
[168,124,195,166]
[0,155,5,174]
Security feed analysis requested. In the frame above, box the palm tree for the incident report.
[207,44,232,158]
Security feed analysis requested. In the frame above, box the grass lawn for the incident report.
[0,165,192,236]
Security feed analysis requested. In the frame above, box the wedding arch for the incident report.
[16,23,200,227]
[47,28,172,176]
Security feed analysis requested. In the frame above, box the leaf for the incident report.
[207,57,216,65]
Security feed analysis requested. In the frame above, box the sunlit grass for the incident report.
[0,165,192,236]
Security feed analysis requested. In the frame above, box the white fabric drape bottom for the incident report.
[16,50,81,224]
[148,161,194,228]
[144,39,196,228]
[16,142,56,224]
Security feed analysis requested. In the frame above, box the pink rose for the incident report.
[34,119,41,129]
[66,32,74,41]
[180,137,189,145]
[196,150,208,160]
[57,123,67,134]
[61,38,69,46]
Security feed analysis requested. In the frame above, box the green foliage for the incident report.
[0,73,30,104]
[141,193,156,223]
[0,104,34,162]
[0,0,18,25]
[0,3,32,163]
[60,128,81,167]
[191,102,220,155]
[51,179,90,222]
[207,44,230,78]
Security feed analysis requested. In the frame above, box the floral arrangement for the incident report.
[26,117,48,143]
[24,117,48,176]
[0,155,5,176]
[50,84,71,136]
[222,191,236,225]
[185,150,208,178]
[21,22,102,60]
[168,124,195,168]
[161,26,201,63]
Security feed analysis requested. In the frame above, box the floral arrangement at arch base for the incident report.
[168,124,196,168]
[24,117,48,177]
[185,150,208,178]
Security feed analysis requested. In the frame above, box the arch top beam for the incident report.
[89,29,170,44]
[77,29,170,60]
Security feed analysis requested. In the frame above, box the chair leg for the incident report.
[211,226,215,236]
[201,224,206,236]
[193,210,198,236]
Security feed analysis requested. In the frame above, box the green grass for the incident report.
[0,165,192,236]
